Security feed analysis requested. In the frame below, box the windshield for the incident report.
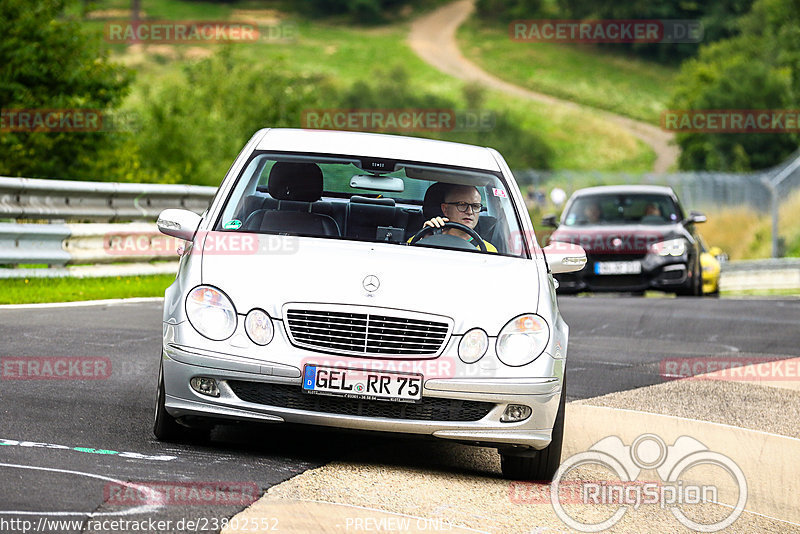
[562,193,681,226]
[214,152,526,257]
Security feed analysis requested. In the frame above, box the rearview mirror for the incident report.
[541,214,559,228]
[350,175,405,193]
[157,209,202,240]
[543,242,587,274]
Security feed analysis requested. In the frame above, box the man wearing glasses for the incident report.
[423,184,498,253]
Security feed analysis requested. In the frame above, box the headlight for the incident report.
[245,308,274,345]
[185,286,237,341]
[650,238,687,257]
[496,314,550,367]
[459,328,488,363]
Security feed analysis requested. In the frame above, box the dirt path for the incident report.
[408,0,679,172]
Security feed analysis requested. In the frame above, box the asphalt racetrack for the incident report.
[0,296,798,533]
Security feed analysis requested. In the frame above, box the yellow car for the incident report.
[699,238,725,296]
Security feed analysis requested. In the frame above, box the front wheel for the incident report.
[676,261,703,297]
[500,376,566,481]
[153,361,182,441]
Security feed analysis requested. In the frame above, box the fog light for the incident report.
[501,404,532,423]
[190,377,219,397]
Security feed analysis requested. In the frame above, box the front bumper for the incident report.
[162,342,563,451]
[555,254,690,293]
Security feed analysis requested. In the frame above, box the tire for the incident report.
[500,376,566,481]
[153,361,183,441]
[676,261,702,297]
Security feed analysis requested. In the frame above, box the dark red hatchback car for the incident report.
[543,185,707,296]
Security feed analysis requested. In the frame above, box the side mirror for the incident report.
[708,246,728,263]
[541,214,559,228]
[157,208,202,240]
[543,242,587,274]
[686,211,707,224]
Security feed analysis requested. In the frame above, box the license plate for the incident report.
[594,261,642,275]
[302,365,423,403]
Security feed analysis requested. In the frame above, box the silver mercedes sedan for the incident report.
[154,128,586,480]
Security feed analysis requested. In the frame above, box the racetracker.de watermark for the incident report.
[661,357,800,381]
[104,481,259,506]
[1,357,111,380]
[543,230,671,254]
[662,109,800,133]
[510,20,703,43]
[0,109,142,133]
[301,108,496,133]
[103,230,299,257]
[103,20,297,44]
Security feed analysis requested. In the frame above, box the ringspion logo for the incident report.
[548,434,747,532]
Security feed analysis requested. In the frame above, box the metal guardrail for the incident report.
[0,176,798,288]
[0,223,71,265]
[0,223,180,267]
[722,258,800,272]
[0,176,215,221]
[720,259,800,292]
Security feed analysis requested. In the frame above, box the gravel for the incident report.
[576,379,800,439]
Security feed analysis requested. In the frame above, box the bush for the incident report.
[132,49,331,186]
[297,0,421,23]
[334,67,553,169]
[0,0,132,180]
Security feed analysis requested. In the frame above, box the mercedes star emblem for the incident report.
[362,275,380,292]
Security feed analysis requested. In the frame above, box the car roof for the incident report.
[254,128,502,172]
[571,185,677,197]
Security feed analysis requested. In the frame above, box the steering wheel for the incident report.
[409,222,487,252]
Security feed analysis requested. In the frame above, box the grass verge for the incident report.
[700,190,800,260]
[0,275,174,304]
[457,18,677,124]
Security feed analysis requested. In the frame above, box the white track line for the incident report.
[0,463,163,517]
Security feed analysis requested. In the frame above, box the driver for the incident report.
[422,184,498,252]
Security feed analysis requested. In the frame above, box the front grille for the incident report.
[228,381,494,422]
[285,308,449,357]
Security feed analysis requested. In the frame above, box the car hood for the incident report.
[200,233,540,335]
[550,224,684,255]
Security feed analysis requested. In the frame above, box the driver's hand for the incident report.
[423,217,449,229]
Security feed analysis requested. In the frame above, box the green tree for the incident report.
[134,49,331,185]
[475,0,548,21]
[0,0,133,179]
[669,0,800,170]
[535,0,755,62]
